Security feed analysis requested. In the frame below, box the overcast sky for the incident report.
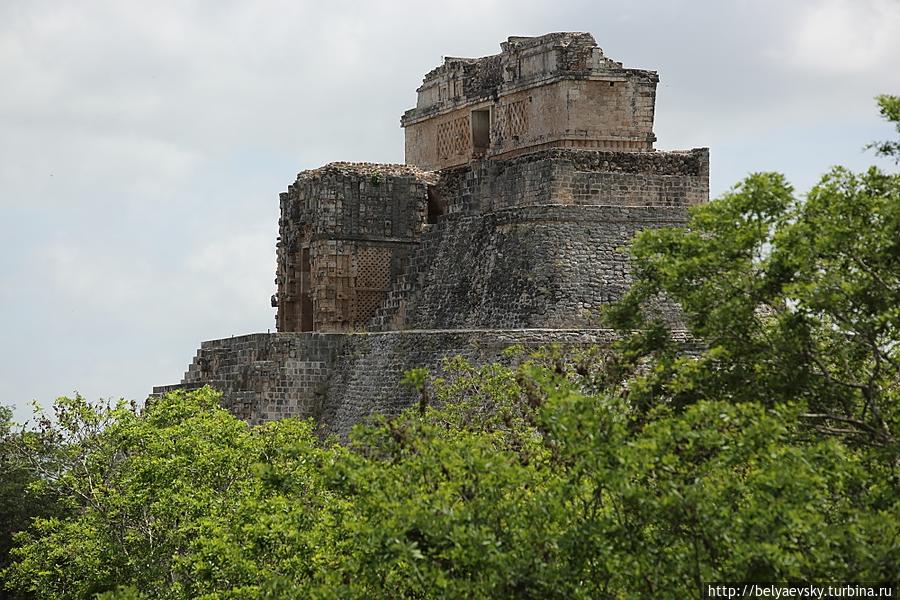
[1,0,898,421]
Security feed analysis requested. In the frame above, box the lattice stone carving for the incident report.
[353,290,387,324]
[499,100,528,139]
[437,116,469,159]
[355,247,392,290]
[352,247,392,326]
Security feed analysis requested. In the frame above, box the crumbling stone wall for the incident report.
[369,148,708,331]
[434,148,709,214]
[275,163,434,332]
[275,148,707,335]
[316,329,620,438]
[369,204,688,331]
[154,329,624,437]
[154,333,345,422]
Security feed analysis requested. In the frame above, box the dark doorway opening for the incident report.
[299,247,313,331]
[427,187,446,224]
[471,109,490,157]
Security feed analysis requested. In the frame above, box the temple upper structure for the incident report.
[401,32,659,170]
[271,33,704,335]
[157,33,709,436]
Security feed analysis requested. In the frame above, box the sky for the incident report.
[1,0,899,422]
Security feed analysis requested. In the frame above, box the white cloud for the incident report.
[769,0,900,74]
[185,231,275,321]
[33,229,273,331]
[37,241,149,308]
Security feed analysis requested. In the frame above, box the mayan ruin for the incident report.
[155,32,710,435]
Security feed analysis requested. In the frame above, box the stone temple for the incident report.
[155,32,709,436]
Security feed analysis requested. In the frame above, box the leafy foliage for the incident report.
[3,370,897,598]
[604,165,900,451]
[867,94,900,162]
[0,404,66,600]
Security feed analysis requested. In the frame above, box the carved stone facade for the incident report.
[402,32,658,170]
[274,163,434,332]
[156,33,709,435]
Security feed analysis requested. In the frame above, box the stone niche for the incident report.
[401,32,659,171]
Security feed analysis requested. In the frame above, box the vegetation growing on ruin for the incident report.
[1,96,897,599]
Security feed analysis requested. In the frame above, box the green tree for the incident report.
[868,94,900,162]
[2,389,341,599]
[604,101,900,454]
[9,378,896,599]
[327,360,897,598]
[0,404,65,599]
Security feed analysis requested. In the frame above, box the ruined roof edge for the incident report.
[404,31,657,124]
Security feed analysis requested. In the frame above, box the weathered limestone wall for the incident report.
[153,329,622,438]
[275,163,433,332]
[402,33,658,170]
[369,148,708,331]
[370,205,687,331]
[154,333,345,423]
[317,329,619,438]
[404,78,658,170]
[191,147,708,433]
[435,148,709,214]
